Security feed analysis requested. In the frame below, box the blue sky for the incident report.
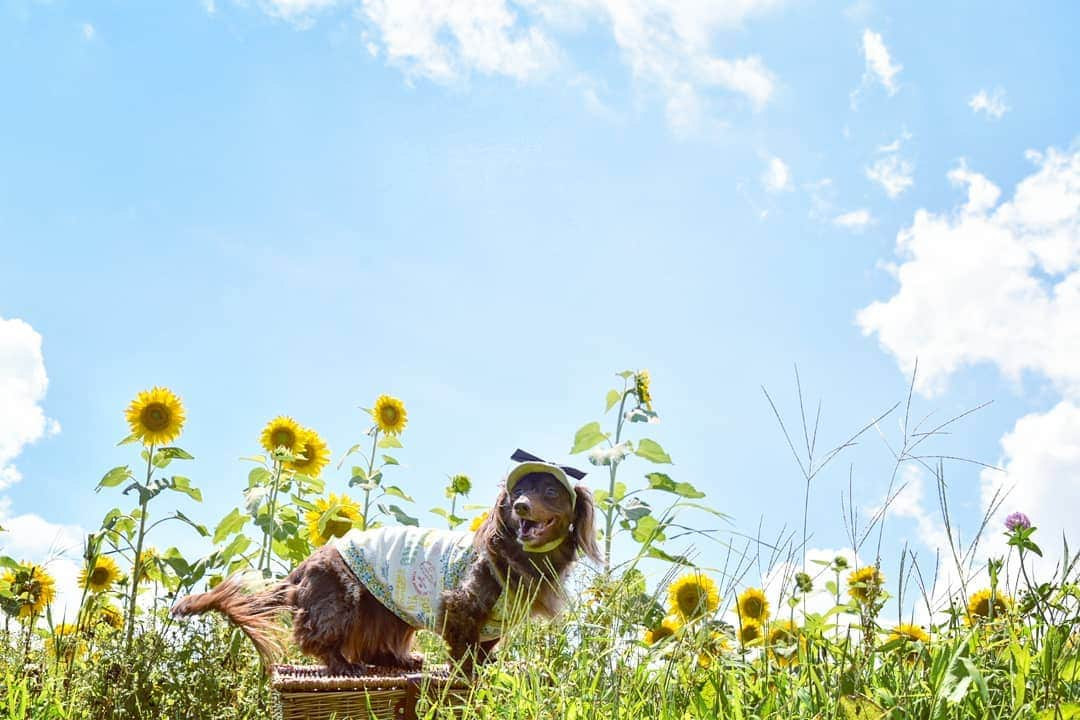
[1,0,1078,619]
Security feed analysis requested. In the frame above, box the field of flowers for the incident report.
[1,371,1078,719]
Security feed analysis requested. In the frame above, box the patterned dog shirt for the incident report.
[333,526,525,641]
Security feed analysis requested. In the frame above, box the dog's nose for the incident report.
[513,499,530,516]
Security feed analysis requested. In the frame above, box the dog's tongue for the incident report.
[518,519,543,540]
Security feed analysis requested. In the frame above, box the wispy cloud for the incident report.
[969,88,1010,119]
[762,155,792,193]
[866,132,914,198]
[833,208,874,231]
[861,29,901,95]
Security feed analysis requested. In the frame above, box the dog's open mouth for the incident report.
[517,517,556,544]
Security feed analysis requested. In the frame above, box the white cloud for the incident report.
[969,88,1009,120]
[0,317,55,490]
[866,134,914,199]
[252,0,783,133]
[762,155,792,193]
[82,23,95,40]
[979,401,1080,579]
[834,208,874,231]
[860,29,901,96]
[857,146,1080,396]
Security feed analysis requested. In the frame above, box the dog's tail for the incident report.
[172,573,290,666]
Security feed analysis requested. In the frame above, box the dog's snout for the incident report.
[513,499,530,516]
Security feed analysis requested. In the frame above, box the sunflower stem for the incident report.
[124,442,154,652]
[603,381,631,573]
[260,461,285,573]
[362,430,379,530]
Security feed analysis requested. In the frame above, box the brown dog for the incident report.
[172,456,599,675]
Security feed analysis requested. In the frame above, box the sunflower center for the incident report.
[90,567,110,585]
[293,444,313,468]
[380,406,399,425]
[742,596,764,618]
[652,625,674,642]
[676,585,708,619]
[140,403,171,432]
[272,429,296,449]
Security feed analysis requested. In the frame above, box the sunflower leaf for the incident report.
[635,439,672,464]
[631,514,665,544]
[167,476,202,502]
[158,447,194,461]
[116,433,141,447]
[381,454,400,466]
[381,504,419,527]
[383,485,414,503]
[238,455,267,465]
[646,473,704,498]
[213,508,248,544]
[174,511,210,538]
[605,390,622,413]
[570,422,608,454]
[616,370,635,379]
[247,467,272,488]
[645,547,692,565]
[97,466,133,491]
[378,436,404,449]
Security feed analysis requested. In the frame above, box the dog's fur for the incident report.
[172,472,599,675]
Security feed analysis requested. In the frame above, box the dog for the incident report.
[172,452,599,675]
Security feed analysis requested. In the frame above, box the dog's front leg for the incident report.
[438,559,502,677]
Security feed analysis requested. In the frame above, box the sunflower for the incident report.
[46,623,83,663]
[967,588,1012,622]
[767,620,803,667]
[644,615,683,645]
[260,416,303,455]
[289,428,331,478]
[80,555,122,593]
[136,547,161,584]
[305,493,363,546]
[738,619,764,646]
[888,623,929,661]
[94,603,125,631]
[1,563,56,619]
[668,571,720,622]
[847,566,885,605]
[737,587,770,623]
[125,386,186,446]
[469,511,489,532]
[697,631,731,668]
[634,370,653,410]
[371,395,408,436]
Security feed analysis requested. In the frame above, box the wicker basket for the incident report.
[270,664,470,720]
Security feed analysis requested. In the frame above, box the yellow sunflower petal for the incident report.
[667,571,720,622]
[260,415,302,455]
[2,562,56,619]
[371,395,408,436]
[80,555,122,593]
[737,587,770,623]
[305,493,363,546]
[847,566,886,605]
[125,386,186,446]
[967,588,1011,621]
[288,428,331,478]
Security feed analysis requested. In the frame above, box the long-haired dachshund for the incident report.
[172,452,599,675]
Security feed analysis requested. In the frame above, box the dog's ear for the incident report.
[571,485,602,563]
[475,488,509,549]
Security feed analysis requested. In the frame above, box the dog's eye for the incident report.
[544,487,558,498]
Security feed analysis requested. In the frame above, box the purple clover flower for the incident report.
[1005,512,1031,532]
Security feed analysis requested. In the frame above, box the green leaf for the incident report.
[382,504,419,527]
[167,476,203,502]
[382,454,400,466]
[174,511,210,537]
[238,454,267,465]
[635,439,672,464]
[570,422,608,454]
[116,433,141,446]
[248,467,272,487]
[158,447,194,460]
[383,485,414,503]
[98,466,133,490]
[378,435,404,449]
[838,695,884,720]
[616,370,635,379]
[612,482,627,501]
[621,499,652,521]
[213,508,249,544]
[1038,704,1080,720]
[218,534,252,564]
[605,390,622,413]
[645,547,692,565]
[646,472,704,498]
[631,514,664,544]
